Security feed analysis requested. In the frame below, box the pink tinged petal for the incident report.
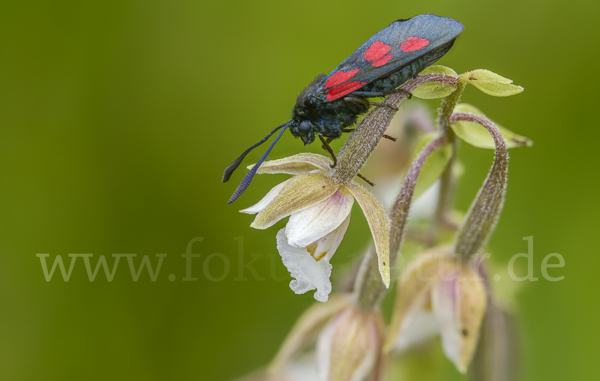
[277,229,333,303]
[385,247,455,351]
[345,183,391,287]
[269,295,353,375]
[249,153,334,175]
[432,270,462,369]
[240,179,291,215]
[251,173,339,230]
[393,299,439,352]
[286,187,354,248]
[316,308,383,381]
[431,266,487,373]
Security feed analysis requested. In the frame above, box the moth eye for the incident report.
[298,121,312,134]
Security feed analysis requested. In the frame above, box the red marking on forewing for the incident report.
[326,81,365,101]
[400,37,430,52]
[363,41,391,62]
[372,54,393,67]
[324,68,360,89]
[363,41,394,67]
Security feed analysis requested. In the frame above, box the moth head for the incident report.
[292,120,316,145]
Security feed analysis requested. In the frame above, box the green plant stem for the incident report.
[432,130,457,236]
[345,74,460,310]
[451,113,508,261]
[431,80,466,240]
[355,134,446,310]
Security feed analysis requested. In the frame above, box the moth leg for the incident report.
[318,133,337,168]
[342,128,355,133]
[357,173,375,187]
[390,88,413,99]
[343,96,370,109]
[367,101,399,111]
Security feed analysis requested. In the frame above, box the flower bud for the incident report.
[387,247,487,373]
[459,69,524,97]
[432,262,487,373]
[317,306,384,381]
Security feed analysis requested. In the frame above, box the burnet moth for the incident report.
[223,14,464,204]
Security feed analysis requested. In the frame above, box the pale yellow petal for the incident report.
[286,186,354,248]
[432,264,487,373]
[239,179,291,215]
[317,308,383,381]
[248,153,333,175]
[384,247,455,351]
[268,294,352,374]
[345,182,391,288]
[251,173,339,229]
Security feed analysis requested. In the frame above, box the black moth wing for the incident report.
[318,14,464,101]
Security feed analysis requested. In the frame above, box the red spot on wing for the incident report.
[326,81,365,101]
[363,41,394,67]
[400,37,430,52]
[363,41,392,62]
[372,54,393,67]
[324,68,360,89]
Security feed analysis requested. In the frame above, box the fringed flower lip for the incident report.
[240,153,391,301]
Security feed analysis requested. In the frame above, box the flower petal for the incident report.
[345,182,391,288]
[431,265,487,373]
[393,300,439,352]
[249,153,333,175]
[284,353,319,381]
[384,247,455,352]
[268,295,352,375]
[286,187,354,248]
[252,173,338,230]
[307,214,351,262]
[317,308,382,381]
[240,179,291,215]
[277,228,333,302]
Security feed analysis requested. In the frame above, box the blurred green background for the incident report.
[1,0,598,380]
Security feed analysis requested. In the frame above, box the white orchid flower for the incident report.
[240,153,390,302]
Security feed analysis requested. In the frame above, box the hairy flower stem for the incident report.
[439,81,466,131]
[451,113,508,261]
[432,80,466,239]
[355,134,446,310]
[433,132,457,231]
[333,74,458,184]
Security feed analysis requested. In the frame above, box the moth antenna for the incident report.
[227,124,290,204]
[222,122,289,183]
